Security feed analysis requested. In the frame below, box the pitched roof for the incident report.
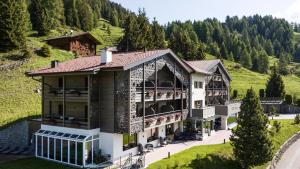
[44,32,101,45]
[26,49,192,76]
[184,59,231,80]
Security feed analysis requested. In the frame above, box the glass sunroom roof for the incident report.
[35,129,89,141]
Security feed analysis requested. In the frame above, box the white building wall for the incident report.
[190,73,206,110]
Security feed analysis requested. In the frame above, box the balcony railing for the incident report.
[192,106,215,119]
[215,101,241,116]
[144,110,187,128]
[45,88,88,100]
[135,87,187,102]
[43,115,88,129]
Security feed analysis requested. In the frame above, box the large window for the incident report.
[58,77,63,88]
[147,128,158,142]
[123,133,137,151]
[194,81,203,89]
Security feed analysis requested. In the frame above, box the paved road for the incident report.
[270,114,297,120]
[276,138,300,169]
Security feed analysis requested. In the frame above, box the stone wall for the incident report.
[268,131,300,169]
[0,121,29,147]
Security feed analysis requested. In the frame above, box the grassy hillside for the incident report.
[0,19,123,127]
[206,54,300,98]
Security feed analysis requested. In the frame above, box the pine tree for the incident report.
[230,88,273,168]
[266,66,286,97]
[278,53,289,75]
[29,0,51,35]
[151,18,166,49]
[240,49,252,69]
[0,0,29,51]
[77,0,94,31]
[257,50,269,73]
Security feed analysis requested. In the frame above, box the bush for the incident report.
[273,120,281,133]
[295,114,300,124]
[296,99,300,107]
[285,94,293,105]
[40,44,51,57]
[259,89,265,98]
[233,89,238,99]
[21,49,32,59]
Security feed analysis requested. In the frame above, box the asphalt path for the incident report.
[275,138,300,169]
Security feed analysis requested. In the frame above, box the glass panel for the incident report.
[55,139,62,161]
[70,141,76,164]
[77,142,83,165]
[85,141,92,165]
[93,139,100,164]
[78,135,86,140]
[62,140,68,162]
[37,136,42,156]
[49,138,55,159]
[43,137,48,157]
[123,133,137,151]
[38,130,45,134]
[57,132,64,137]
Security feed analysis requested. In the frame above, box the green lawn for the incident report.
[147,119,300,169]
[227,117,237,124]
[0,19,123,128]
[0,158,76,169]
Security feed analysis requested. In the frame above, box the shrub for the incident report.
[40,44,51,57]
[285,94,293,105]
[295,114,300,124]
[259,89,265,98]
[233,89,238,99]
[273,120,281,133]
[296,99,300,107]
[21,49,32,59]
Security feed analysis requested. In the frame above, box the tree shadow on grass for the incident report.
[186,153,240,169]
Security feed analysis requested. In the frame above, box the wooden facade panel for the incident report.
[99,72,115,132]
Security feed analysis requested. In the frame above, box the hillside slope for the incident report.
[0,20,123,127]
[206,54,300,98]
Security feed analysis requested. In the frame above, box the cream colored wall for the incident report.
[190,73,206,109]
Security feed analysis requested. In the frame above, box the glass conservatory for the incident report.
[35,129,101,168]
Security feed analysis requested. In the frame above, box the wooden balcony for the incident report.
[192,106,215,119]
[135,87,187,102]
[215,101,241,116]
[42,116,88,129]
[44,88,88,101]
[144,110,187,129]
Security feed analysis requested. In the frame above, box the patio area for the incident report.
[143,129,232,167]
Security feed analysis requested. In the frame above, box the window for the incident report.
[194,81,203,89]
[147,128,158,142]
[58,104,63,116]
[194,100,203,109]
[58,77,63,88]
[123,133,137,151]
[84,105,88,121]
[85,77,88,89]
[49,101,52,117]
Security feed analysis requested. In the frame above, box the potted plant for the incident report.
[166,91,172,97]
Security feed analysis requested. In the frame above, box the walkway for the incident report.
[275,138,300,169]
[269,114,297,120]
[144,130,232,166]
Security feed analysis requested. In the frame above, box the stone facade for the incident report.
[0,121,29,147]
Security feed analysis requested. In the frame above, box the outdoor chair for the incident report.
[159,137,168,146]
[144,143,154,152]
[138,144,146,155]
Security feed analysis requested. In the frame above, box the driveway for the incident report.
[144,130,232,166]
[275,138,300,169]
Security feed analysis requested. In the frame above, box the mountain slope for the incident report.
[206,54,300,98]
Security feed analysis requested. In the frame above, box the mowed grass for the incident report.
[0,158,76,169]
[147,119,300,169]
[0,19,124,127]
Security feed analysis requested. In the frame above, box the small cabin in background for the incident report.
[45,32,101,57]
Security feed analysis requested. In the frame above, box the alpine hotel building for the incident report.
[26,48,240,168]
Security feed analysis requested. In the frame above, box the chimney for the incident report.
[100,48,112,64]
[51,60,59,68]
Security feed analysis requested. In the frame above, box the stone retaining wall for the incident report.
[268,131,300,169]
[0,121,30,148]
